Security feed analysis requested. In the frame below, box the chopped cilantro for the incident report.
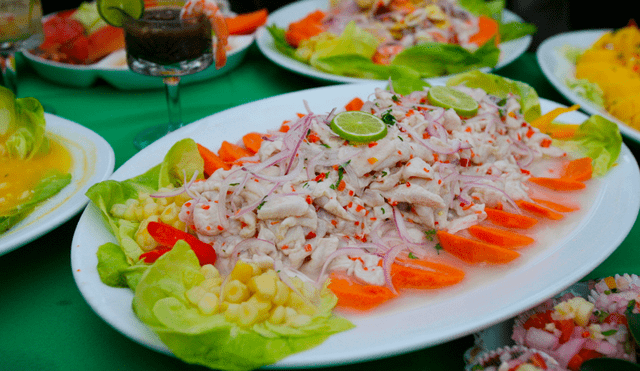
[381,207,385,214]
[381,171,388,177]
[408,252,418,259]
[229,183,239,186]
[257,199,266,210]
[392,95,400,102]
[381,110,396,126]
[322,143,331,148]
[398,135,404,141]
[302,182,309,188]
[595,310,609,323]
[434,243,443,254]
[601,329,618,336]
[425,229,436,241]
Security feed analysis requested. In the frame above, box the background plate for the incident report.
[536,29,640,143]
[1,114,115,256]
[22,12,255,90]
[72,82,639,368]
[256,0,531,85]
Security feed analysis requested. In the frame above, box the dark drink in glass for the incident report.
[120,2,218,149]
[123,7,212,77]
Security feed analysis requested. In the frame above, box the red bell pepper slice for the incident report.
[145,221,216,265]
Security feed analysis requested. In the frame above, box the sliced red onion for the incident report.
[382,243,406,294]
[525,327,560,351]
[462,182,520,213]
[397,121,461,154]
[315,246,380,286]
[553,338,586,367]
[231,182,280,219]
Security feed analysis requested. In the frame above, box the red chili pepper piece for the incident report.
[146,222,217,265]
[139,247,172,263]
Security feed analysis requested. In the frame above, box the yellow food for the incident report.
[575,24,640,129]
[184,261,321,328]
[0,137,72,215]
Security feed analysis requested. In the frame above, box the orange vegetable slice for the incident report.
[436,231,520,264]
[468,225,534,248]
[485,208,538,229]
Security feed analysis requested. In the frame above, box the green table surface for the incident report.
[1,46,639,371]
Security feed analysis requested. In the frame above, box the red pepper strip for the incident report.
[146,221,217,265]
[139,247,172,263]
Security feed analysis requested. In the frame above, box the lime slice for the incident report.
[427,86,479,118]
[97,0,144,27]
[330,111,388,143]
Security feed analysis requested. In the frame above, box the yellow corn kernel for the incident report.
[247,294,272,314]
[287,293,317,316]
[185,286,207,305]
[135,216,160,251]
[219,301,230,312]
[197,292,219,315]
[224,303,241,322]
[143,200,158,219]
[273,280,291,306]
[269,305,286,325]
[284,307,298,320]
[172,219,186,231]
[174,192,191,206]
[237,302,259,327]
[110,203,127,219]
[287,314,312,328]
[248,273,277,301]
[223,280,250,303]
[201,277,223,293]
[200,264,220,279]
[159,203,180,225]
[155,196,169,207]
[230,261,256,283]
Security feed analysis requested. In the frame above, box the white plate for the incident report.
[71,82,640,368]
[0,114,115,256]
[256,0,531,85]
[21,11,255,90]
[536,29,640,143]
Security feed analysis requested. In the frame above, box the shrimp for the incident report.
[181,0,229,69]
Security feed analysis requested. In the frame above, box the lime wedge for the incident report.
[97,0,144,27]
[330,111,388,143]
[427,86,479,118]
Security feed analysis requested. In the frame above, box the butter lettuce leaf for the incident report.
[446,70,541,122]
[307,21,378,64]
[553,115,622,177]
[390,40,500,78]
[0,169,71,233]
[87,138,204,268]
[458,0,505,19]
[132,242,354,371]
[0,86,48,160]
[499,21,537,43]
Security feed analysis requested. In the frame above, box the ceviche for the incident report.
[0,86,72,234]
[267,0,535,80]
[86,71,621,370]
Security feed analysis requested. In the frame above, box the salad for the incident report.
[0,86,72,234]
[267,0,536,80]
[563,22,640,132]
[28,1,267,66]
[86,72,621,370]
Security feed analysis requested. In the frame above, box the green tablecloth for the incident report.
[1,46,639,371]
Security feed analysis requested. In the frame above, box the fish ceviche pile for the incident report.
[182,84,562,287]
[87,72,621,370]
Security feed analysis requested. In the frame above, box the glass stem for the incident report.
[164,76,182,133]
[1,52,18,95]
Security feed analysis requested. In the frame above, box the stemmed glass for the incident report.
[121,0,217,149]
[0,0,43,95]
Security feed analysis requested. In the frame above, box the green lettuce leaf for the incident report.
[307,21,378,64]
[132,242,354,371]
[458,0,505,19]
[96,242,149,289]
[0,86,48,160]
[0,169,71,233]
[390,40,500,78]
[553,115,622,177]
[499,21,537,43]
[266,24,296,58]
[86,138,203,267]
[446,70,542,122]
